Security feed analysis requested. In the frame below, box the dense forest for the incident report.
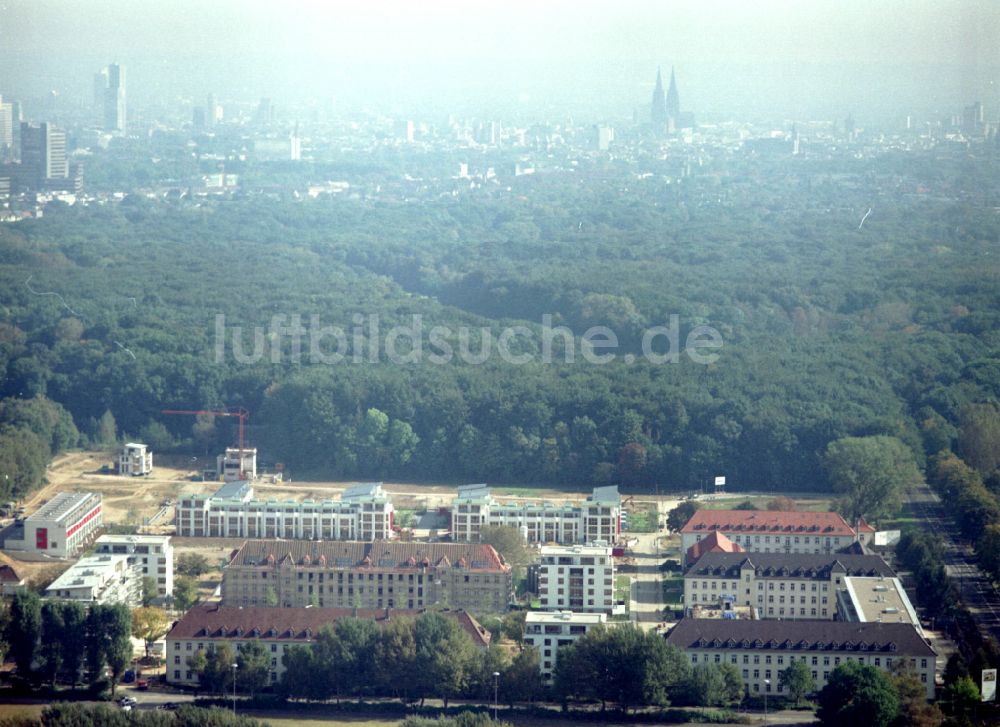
[1,150,999,496]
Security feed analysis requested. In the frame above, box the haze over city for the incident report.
[2,0,1000,121]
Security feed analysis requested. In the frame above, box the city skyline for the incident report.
[0,1,998,123]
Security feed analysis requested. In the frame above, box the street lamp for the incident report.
[763,678,770,725]
[493,671,500,721]
[231,663,238,715]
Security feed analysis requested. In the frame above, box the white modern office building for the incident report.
[535,543,615,613]
[451,484,620,544]
[175,482,394,540]
[44,552,141,606]
[94,533,173,600]
[4,492,102,558]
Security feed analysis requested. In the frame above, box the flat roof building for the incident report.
[836,576,921,629]
[4,492,102,558]
[94,534,173,600]
[118,442,152,476]
[535,544,615,613]
[175,482,393,541]
[45,552,141,606]
[524,610,607,683]
[452,485,620,545]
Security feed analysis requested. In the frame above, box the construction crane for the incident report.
[162,407,249,478]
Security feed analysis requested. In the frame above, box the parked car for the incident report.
[136,678,149,690]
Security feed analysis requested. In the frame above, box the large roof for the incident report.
[685,552,896,579]
[167,603,491,648]
[228,539,510,572]
[665,619,935,656]
[685,531,743,563]
[28,492,100,523]
[680,509,856,537]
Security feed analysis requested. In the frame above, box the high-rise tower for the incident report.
[651,67,667,126]
[97,63,126,133]
[20,122,68,188]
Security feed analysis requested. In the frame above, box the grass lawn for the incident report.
[0,704,48,720]
[696,495,834,513]
[615,574,632,603]
[247,716,399,727]
[662,574,684,605]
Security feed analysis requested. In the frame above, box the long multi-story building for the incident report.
[679,510,873,565]
[683,552,897,620]
[4,492,102,558]
[175,482,394,540]
[535,544,615,613]
[94,534,173,600]
[451,484,620,544]
[524,610,607,683]
[44,552,141,605]
[665,619,936,699]
[166,603,491,688]
[221,539,512,613]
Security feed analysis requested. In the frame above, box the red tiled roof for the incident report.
[166,602,491,649]
[686,531,743,563]
[0,565,22,583]
[856,516,876,533]
[228,539,509,573]
[680,509,856,537]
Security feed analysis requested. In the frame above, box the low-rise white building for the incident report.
[94,534,173,600]
[524,610,607,683]
[451,484,620,544]
[118,442,152,476]
[536,543,615,613]
[175,482,394,540]
[217,448,257,482]
[666,619,937,699]
[4,492,102,558]
[836,576,921,629]
[44,552,141,605]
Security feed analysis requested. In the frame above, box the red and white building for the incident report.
[679,509,870,566]
[4,492,102,558]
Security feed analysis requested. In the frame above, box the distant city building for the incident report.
[534,543,615,613]
[255,97,275,125]
[4,491,102,558]
[665,619,936,699]
[963,101,985,136]
[0,96,13,161]
[651,67,667,127]
[650,66,693,132]
[220,539,512,612]
[45,552,141,605]
[94,533,173,600]
[19,122,67,187]
[95,63,126,133]
[524,610,607,682]
[451,484,620,544]
[118,442,153,476]
[592,124,614,151]
[679,510,869,565]
[175,481,394,540]
[166,603,491,688]
[683,551,897,620]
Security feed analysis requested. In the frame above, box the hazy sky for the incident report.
[2,0,999,121]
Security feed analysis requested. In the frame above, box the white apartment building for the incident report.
[679,510,868,566]
[451,484,620,544]
[175,482,394,540]
[166,603,491,687]
[524,610,607,683]
[94,534,173,600]
[45,552,141,606]
[536,544,614,613]
[684,552,897,620]
[118,442,152,476]
[4,492,102,558]
[217,448,257,482]
[666,619,937,699]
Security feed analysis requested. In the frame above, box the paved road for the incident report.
[904,482,1000,641]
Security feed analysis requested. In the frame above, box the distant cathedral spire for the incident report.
[666,66,680,119]
[651,66,667,126]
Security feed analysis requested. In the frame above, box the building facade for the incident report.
[524,611,607,682]
[684,552,897,620]
[175,482,394,540]
[679,510,867,566]
[536,544,615,613]
[666,619,936,699]
[166,603,490,688]
[4,492,102,558]
[118,442,153,476]
[221,539,512,613]
[451,484,620,545]
[45,553,141,605]
[94,534,173,599]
